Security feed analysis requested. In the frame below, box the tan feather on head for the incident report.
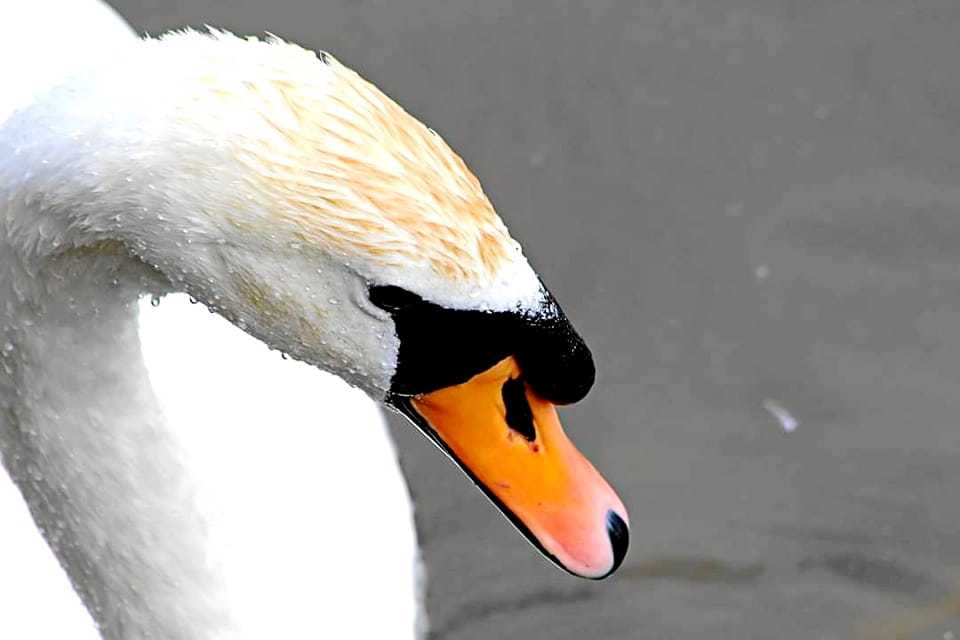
[228,45,516,285]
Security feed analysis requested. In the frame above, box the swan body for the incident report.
[0,1,628,638]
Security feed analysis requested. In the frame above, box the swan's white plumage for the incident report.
[138,295,424,639]
[0,1,133,124]
[0,1,423,638]
[0,464,99,638]
[0,294,424,639]
[0,6,139,638]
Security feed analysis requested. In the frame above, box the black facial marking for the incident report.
[370,283,594,404]
[371,285,513,395]
[501,377,536,441]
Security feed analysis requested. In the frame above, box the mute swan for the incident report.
[0,1,628,638]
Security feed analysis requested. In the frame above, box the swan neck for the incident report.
[0,251,232,638]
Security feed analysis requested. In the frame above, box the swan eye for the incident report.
[501,377,536,441]
[369,285,423,312]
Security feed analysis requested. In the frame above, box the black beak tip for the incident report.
[600,510,629,579]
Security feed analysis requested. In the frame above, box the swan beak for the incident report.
[393,355,629,579]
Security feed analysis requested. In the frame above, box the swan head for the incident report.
[9,31,629,578]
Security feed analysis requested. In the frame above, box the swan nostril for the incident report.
[501,377,536,441]
[604,510,629,577]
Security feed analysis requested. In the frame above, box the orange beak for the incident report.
[393,355,629,579]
